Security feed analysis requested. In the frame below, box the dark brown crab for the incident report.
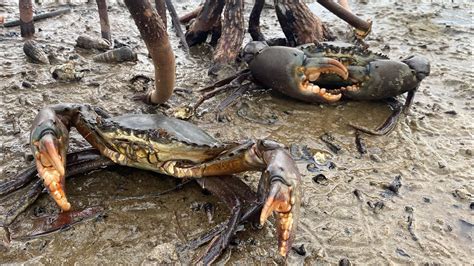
[192,41,430,135]
[5,103,301,260]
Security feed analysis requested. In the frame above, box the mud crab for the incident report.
[193,41,430,135]
[1,103,301,261]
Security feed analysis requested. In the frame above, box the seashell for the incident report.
[50,62,83,82]
[23,40,50,64]
[75,34,111,50]
[93,46,137,63]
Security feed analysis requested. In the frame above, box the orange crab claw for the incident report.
[36,134,65,177]
[260,180,298,257]
[33,133,70,211]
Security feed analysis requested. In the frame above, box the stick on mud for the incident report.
[6,8,70,28]
[165,0,190,53]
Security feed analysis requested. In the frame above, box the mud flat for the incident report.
[1,0,472,264]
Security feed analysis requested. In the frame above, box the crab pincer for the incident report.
[256,142,301,257]
[30,107,71,211]
[249,46,349,103]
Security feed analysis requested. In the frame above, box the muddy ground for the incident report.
[0,0,472,264]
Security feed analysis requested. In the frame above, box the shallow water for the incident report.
[1,0,473,264]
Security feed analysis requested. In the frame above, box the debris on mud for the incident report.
[405,206,419,242]
[381,175,402,195]
[51,62,83,81]
[320,132,342,154]
[292,244,306,256]
[355,131,367,155]
[23,40,49,64]
[339,258,352,266]
[76,34,111,50]
[93,46,137,63]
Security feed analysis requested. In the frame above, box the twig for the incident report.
[4,8,71,27]
[317,0,371,37]
[165,0,190,53]
[174,210,188,242]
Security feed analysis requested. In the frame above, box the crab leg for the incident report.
[193,176,258,264]
[191,69,252,115]
[163,140,301,256]
[2,180,43,227]
[349,90,417,136]
[2,153,261,263]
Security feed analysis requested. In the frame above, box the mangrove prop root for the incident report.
[179,5,203,24]
[317,0,372,38]
[125,0,175,105]
[165,0,190,53]
[19,0,34,38]
[211,0,245,72]
[248,0,266,41]
[274,0,326,46]
[185,0,225,47]
[155,0,167,29]
[96,0,111,42]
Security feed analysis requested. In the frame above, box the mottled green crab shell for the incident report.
[96,114,228,165]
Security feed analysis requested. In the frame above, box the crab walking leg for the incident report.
[125,0,175,104]
[193,176,257,264]
[2,180,43,227]
[185,177,262,251]
[163,140,301,256]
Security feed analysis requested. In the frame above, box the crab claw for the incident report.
[302,57,349,81]
[260,179,299,257]
[30,108,71,211]
[248,46,348,103]
[259,145,301,257]
[293,57,349,103]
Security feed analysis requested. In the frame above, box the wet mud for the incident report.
[1,0,473,264]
